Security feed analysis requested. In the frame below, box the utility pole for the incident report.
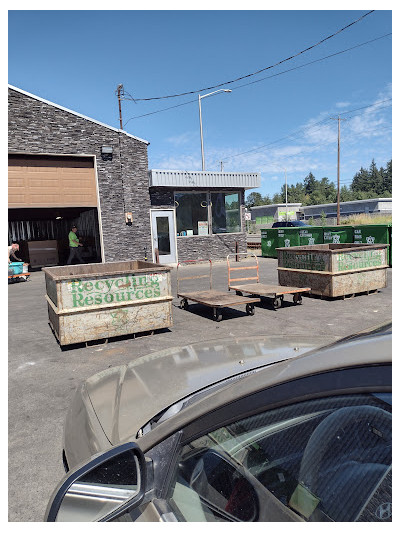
[330,116,346,225]
[117,84,124,130]
[220,161,224,172]
[284,167,288,221]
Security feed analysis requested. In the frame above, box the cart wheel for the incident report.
[293,294,303,305]
[236,290,243,296]
[179,299,188,310]
[246,303,255,316]
[273,297,282,309]
[213,308,223,322]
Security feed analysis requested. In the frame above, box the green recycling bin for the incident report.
[276,227,300,250]
[298,226,324,247]
[323,225,354,245]
[354,224,391,266]
[261,228,278,258]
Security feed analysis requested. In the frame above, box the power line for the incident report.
[229,33,391,92]
[337,98,392,116]
[212,99,392,166]
[220,123,392,175]
[126,10,375,102]
[123,32,391,126]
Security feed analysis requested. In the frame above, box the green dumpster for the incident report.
[261,228,278,258]
[323,225,354,245]
[298,226,324,246]
[354,224,391,266]
[276,227,300,249]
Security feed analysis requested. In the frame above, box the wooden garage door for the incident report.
[8,154,98,208]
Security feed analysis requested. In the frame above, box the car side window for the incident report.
[168,393,391,522]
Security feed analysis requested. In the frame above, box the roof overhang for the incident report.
[8,85,149,145]
[149,169,260,190]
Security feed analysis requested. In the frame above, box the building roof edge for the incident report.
[8,84,150,145]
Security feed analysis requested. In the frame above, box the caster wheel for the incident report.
[236,290,243,296]
[179,299,188,310]
[293,294,302,305]
[273,297,282,309]
[213,309,223,322]
[246,303,255,316]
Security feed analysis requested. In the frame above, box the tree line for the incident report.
[246,159,392,208]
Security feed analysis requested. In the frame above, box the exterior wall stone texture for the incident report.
[9,87,248,263]
[8,87,151,262]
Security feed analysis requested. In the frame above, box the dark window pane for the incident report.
[170,393,391,522]
[156,217,170,255]
[175,193,208,236]
[211,193,240,234]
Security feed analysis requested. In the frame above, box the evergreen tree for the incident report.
[304,172,318,196]
[272,192,283,204]
[351,166,370,192]
[369,159,384,194]
[245,192,264,208]
[340,185,354,202]
[382,159,392,195]
[267,159,392,207]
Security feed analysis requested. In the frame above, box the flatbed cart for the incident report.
[227,252,311,309]
[8,272,31,283]
[8,262,30,283]
[177,259,260,322]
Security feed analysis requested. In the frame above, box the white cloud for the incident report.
[336,101,350,109]
[165,131,195,146]
[151,85,391,192]
[153,153,200,170]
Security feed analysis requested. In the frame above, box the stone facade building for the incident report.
[8,85,259,266]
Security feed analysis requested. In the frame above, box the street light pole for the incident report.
[198,89,231,171]
[198,94,205,171]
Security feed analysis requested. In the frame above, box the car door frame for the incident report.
[138,362,391,521]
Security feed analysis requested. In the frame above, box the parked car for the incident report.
[272,221,311,228]
[46,324,392,522]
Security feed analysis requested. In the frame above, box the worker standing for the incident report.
[67,225,84,265]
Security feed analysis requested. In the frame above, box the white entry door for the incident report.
[150,210,177,264]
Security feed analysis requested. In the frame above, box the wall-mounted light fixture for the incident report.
[125,212,133,226]
[101,145,113,161]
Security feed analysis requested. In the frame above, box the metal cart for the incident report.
[227,253,311,309]
[177,259,260,322]
[8,263,31,284]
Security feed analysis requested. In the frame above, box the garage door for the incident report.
[8,154,98,208]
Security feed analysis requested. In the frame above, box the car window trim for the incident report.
[151,363,390,519]
[179,364,391,446]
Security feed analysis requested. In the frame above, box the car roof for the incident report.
[137,327,391,452]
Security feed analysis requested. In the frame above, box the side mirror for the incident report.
[45,442,146,522]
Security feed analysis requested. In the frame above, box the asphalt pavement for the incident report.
[8,256,392,521]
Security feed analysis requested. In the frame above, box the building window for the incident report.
[175,192,208,236]
[211,192,241,234]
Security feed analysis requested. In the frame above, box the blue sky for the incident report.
[8,7,392,199]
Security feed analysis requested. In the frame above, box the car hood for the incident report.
[84,335,338,445]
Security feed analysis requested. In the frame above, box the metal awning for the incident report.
[149,169,260,190]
